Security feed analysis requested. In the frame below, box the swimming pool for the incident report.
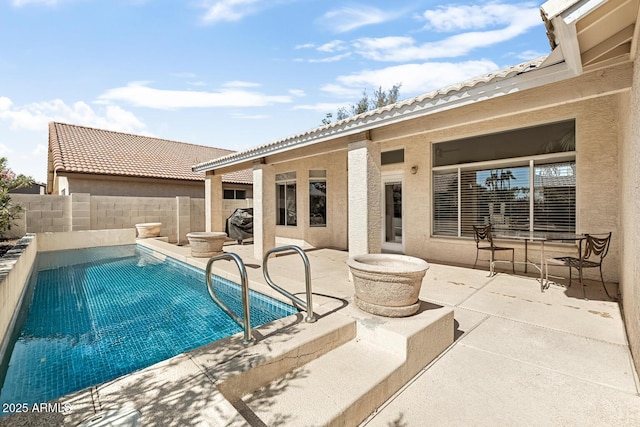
[0,245,296,407]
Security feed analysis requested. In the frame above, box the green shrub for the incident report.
[0,157,34,234]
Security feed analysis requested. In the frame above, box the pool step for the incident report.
[232,303,455,427]
[240,338,403,426]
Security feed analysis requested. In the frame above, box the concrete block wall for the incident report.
[7,194,70,238]
[71,193,91,231]
[92,195,178,242]
[3,194,252,244]
[190,199,206,234]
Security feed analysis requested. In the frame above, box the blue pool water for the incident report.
[0,245,296,407]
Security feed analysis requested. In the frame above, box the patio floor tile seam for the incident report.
[453,306,634,347]
[368,312,494,409]
[432,273,500,309]
[361,313,497,426]
[455,341,640,396]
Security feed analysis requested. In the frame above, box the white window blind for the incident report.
[533,162,576,233]
[433,161,575,237]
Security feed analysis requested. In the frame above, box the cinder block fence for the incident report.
[5,194,251,244]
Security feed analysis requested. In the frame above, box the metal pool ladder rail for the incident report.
[263,245,316,323]
[205,253,255,346]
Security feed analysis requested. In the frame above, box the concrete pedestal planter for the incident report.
[187,232,227,258]
[347,254,430,317]
[135,222,162,239]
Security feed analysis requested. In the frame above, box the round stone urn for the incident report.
[135,222,162,239]
[187,232,228,258]
[347,254,430,317]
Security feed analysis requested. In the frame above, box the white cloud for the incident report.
[293,102,350,113]
[98,81,293,109]
[32,144,48,155]
[0,97,13,110]
[516,49,546,60]
[308,53,352,63]
[0,97,146,134]
[353,6,541,63]
[295,43,315,50]
[317,40,348,53]
[200,0,264,23]
[289,89,305,97]
[422,2,538,32]
[324,60,500,98]
[0,143,14,156]
[319,5,401,33]
[318,84,362,99]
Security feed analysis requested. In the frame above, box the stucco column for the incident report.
[253,162,276,260]
[348,138,381,258]
[205,172,224,232]
[176,196,190,245]
[70,193,91,231]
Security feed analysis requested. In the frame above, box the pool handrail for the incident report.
[263,245,316,323]
[205,252,255,346]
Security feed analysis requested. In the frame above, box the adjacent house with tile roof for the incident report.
[47,122,252,199]
[194,0,640,375]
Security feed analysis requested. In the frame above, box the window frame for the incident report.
[432,151,576,238]
[223,189,247,200]
[309,170,327,227]
[276,172,297,227]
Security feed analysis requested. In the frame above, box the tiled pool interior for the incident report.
[0,245,297,407]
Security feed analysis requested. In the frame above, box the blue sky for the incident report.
[1,0,550,183]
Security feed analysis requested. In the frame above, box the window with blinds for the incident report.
[533,162,576,232]
[432,121,576,237]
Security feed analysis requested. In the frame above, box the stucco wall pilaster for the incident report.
[620,43,640,375]
[204,172,224,232]
[176,196,191,245]
[253,163,276,259]
[70,193,90,231]
[348,138,381,258]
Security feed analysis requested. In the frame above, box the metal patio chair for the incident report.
[545,232,613,299]
[472,224,515,274]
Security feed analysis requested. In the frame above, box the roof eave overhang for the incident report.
[193,60,574,173]
[541,0,610,75]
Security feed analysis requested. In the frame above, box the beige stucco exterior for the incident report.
[201,58,639,373]
[619,34,640,378]
[197,0,640,374]
[53,171,252,199]
[218,64,627,283]
[257,151,349,258]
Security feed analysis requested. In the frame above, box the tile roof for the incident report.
[194,56,550,172]
[48,122,252,184]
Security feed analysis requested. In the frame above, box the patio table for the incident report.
[490,230,585,291]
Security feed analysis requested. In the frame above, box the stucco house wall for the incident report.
[385,91,622,283]
[250,66,624,284]
[619,36,640,377]
[55,172,252,199]
[271,151,348,250]
[193,0,640,380]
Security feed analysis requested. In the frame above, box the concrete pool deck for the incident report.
[1,238,639,426]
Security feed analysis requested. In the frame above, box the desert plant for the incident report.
[0,157,34,234]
